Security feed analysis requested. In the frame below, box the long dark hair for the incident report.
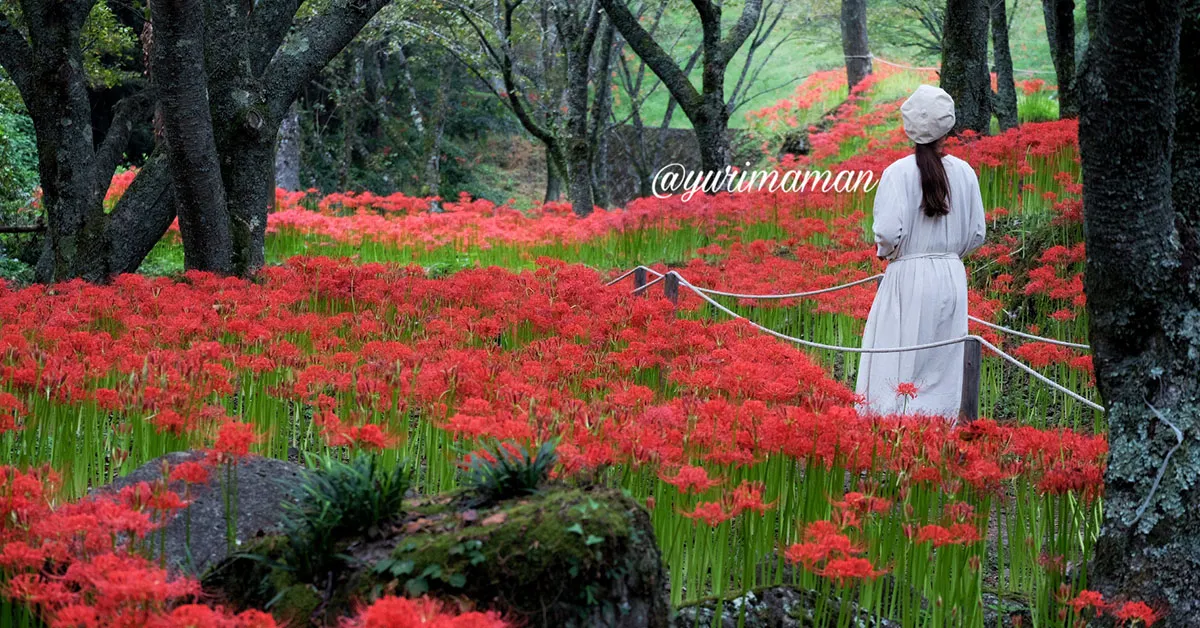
[914,141,950,217]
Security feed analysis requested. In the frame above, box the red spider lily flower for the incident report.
[169,462,210,485]
[894,382,919,399]
[1068,589,1107,613]
[818,556,886,585]
[344,595,509,628]
[680,501,734,526]
[1112,601,1161,626]
[213,421,260,462]
[730,481,777,516]
[659,466,721,494]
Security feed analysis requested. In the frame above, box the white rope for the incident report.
[683,271,1091,349]
[670,271,1105,412]
[692,274,885,299]
[605,265,664,286]
[966,316,1090,350]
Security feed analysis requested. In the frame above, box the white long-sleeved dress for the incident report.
[855,154,987,417]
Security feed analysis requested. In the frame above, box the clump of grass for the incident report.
[465,438,558,503]
[280,453,412,580]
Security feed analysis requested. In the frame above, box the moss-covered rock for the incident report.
[205,485,669,627]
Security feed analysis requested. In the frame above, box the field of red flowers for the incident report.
[0,67,1152,626]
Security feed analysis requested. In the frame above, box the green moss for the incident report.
[361,486,649,626]
[206,486,664,627]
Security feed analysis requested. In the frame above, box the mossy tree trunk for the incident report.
[1081,0,1200,621]
[942,0,993,133]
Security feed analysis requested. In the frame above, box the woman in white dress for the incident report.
[855,85,987,417]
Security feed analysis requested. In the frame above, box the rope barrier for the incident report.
[604,265,663,287]
[669,272,1104,412]
[606,267,1104,412]
[670,271,1091,350]
[692,274,886,299]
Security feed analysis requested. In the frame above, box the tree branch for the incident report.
[0,14,34,98]
[263,0,392,123]
[721,0,764,61]
[249,0,304,75]
[596,0,702,113]
[92,89,156,205]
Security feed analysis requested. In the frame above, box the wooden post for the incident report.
[959,338,982,423]
[633,267,647,296]
[664,272,679,306]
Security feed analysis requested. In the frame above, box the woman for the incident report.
[855,85,987,417]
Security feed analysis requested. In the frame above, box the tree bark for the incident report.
[544,147,564,203]
[275,102,302,192]
[990,0,1020,130]
[590,20,616,209]
[1041,0,1078,117]
[596,0,763,174]
[558,0,602,217]
[150,0,234,274]
[841,0,872,91]
[1082,0,1200,621]
[941,0,993,133]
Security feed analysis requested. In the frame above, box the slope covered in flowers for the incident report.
[1,67,1133,626]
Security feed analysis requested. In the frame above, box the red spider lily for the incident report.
[659,466,721,494]
[1113,601,1161,626]
[680,501,734,526]
[344,595,509,628]
[894,382,919,399]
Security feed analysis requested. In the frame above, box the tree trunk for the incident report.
[150,0,235,274]
[990,0,1020,130]
[941,0,993,133]
[590,20,616,210]
[841,0,872,91]
[561,3,602,217]
[544,146,565,203]
[1042,0,1078,117]
[275,102,302,192]
[596,0,763,175]
[1082,0,1200,621]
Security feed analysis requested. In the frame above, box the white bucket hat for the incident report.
[901,85,956,144]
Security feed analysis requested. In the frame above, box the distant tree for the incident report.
[841,0,872,90]
[990,0,1019,130]
[596,0,765,174]
[941,0,992,132]
[1082,0,1200,620]
[1040,0,1077,117]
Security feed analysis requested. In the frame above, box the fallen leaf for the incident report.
[461,509,478,523]
[481,512,508,526]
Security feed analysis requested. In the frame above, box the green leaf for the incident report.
[405,577,429,597]
[566,523,584,535]
[446,573,467,588]
[585,534,604,546]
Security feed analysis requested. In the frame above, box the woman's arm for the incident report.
[872,166,905,259]
[963,168,987,255]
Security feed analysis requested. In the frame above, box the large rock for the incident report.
[206,485,670,628]
[99,451,305,577]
